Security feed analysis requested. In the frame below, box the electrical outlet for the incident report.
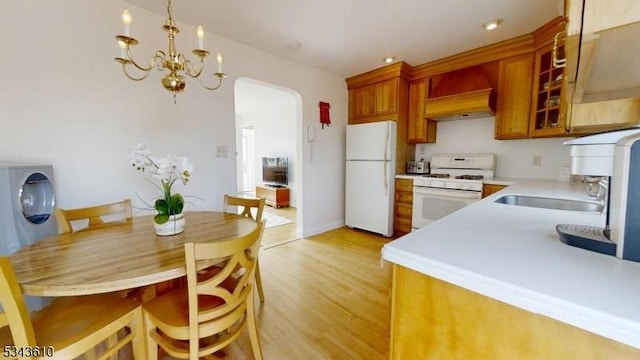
[216,145,228,158]
[419,145,426,155]
[532,155,542,167]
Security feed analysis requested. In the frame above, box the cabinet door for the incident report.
[408,79,437,143]
[350,86,376,120]
[373,79,398,116]
[394,179,413,234]
[495,54,534,139]
[529,43,569,137]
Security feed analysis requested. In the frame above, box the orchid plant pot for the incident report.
[153,213,185,236]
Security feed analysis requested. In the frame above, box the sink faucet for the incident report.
[596,178,608,202]
[584,176,608,202]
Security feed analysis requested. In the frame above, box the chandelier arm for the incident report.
[122,63,152,81]
[126,49,157,72]
[154,50,167,66]
[200,75,225,91]
[184,58,204,78]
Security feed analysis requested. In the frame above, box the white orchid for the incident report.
[129,144,193,224]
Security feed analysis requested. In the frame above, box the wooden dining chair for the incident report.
[54,199,132,234]
[0,256,146,360]
[53,197,146,357]
[223,195,267,303]
[143,221,265,360]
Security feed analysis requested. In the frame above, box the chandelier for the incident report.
[114,0,226,102]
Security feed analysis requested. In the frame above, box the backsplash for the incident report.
[415,117,575,180]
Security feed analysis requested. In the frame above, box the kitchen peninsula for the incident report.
[382,179,640,359]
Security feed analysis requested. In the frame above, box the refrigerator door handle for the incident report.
[384,122,390,162]
[384,160,388,192]
[383,122,389,192]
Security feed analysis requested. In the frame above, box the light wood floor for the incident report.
[260,206,299,249]
[222,225,393,359]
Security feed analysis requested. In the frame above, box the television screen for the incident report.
[262,157,288,186]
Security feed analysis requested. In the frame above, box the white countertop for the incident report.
[382,178,640,349]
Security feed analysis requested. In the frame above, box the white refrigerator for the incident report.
[345,120,396,237]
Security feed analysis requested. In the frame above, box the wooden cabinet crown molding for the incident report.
[346,62,413,89]
[533,16,567,48]
[410,34,534,80]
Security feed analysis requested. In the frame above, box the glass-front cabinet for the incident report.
[529,42,568,137]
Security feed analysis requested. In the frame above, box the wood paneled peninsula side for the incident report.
[383,179,640,359]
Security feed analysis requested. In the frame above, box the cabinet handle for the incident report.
[553,31,567,68]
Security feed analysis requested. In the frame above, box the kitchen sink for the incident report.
[494,195,604,212]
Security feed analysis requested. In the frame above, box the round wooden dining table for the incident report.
[9,211,258,297]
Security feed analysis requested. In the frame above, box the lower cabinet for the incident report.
[390,265,640,359]
[394,179,413,234]
[482,183,507,198]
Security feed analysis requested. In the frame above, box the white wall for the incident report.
[416,117,575,179]
[0,1,347,237]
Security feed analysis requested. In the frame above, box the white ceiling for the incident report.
[125,0,563,78]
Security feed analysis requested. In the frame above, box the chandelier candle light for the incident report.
[115,0,226,103]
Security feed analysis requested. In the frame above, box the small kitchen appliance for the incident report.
[406,161,429,174]
[559,127,640,262]
[412,153,495,230]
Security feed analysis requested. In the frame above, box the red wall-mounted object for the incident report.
[318,101,331,128]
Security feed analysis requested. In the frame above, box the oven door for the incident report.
[412,186,481,230]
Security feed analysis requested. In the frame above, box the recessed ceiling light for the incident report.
[482,19,502,31]
[383,56,396,64]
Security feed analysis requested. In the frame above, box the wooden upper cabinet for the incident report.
[408,79,436,143]
[374,79,398,116]
[529,42,569,137]
[350,86,376,119]
[346,63,412,124]
[527,17,571,138]
[495,54,534,139]
[349,78,398,121]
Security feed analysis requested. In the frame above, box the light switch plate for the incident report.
[532,155,542,167]
[216,145,228,158]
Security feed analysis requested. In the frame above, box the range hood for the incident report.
[424,66,497,121]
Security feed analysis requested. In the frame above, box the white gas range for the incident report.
[412,153,496,230]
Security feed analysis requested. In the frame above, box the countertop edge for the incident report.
[382,245,640,349]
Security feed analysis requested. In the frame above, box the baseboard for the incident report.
[302,220,345,238]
